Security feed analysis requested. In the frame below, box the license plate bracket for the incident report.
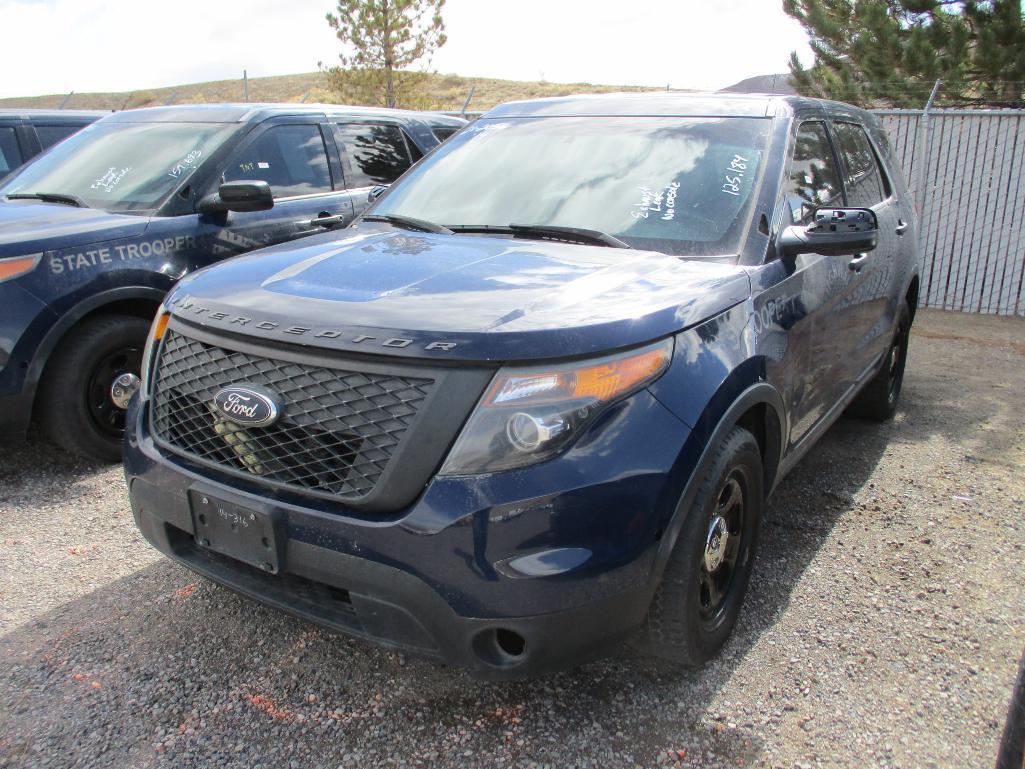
[189,491,283,574]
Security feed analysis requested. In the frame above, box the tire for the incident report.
[634,426,764,666]
[37,314,149,462]
[847,302,911,422]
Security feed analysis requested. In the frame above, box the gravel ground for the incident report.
[1,308,1023,769]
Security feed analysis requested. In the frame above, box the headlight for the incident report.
[439,337,673,475]
[0,253,42,284]
[139,308,170,398]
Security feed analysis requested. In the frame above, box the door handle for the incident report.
[848,253,871,272]
[895,220,909,236]
[308,213,345,228]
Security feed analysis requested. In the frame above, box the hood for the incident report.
[0,200,148,257]
[167,226,752,362]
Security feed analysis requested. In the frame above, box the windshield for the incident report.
[371,115,771,257]
[0,121,237,213]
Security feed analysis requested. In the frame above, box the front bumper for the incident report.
[125,386,693,678]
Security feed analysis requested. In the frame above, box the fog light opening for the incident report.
[495,628,526,657]
[472,627,528,666]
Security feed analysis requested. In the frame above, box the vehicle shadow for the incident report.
[0,432,114,505]
[0,333,1014,768]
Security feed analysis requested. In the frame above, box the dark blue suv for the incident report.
[0,103,463,460]
[0,109,104,179]
[124,93,920,678]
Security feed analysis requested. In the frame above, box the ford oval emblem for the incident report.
[212,384,283,428]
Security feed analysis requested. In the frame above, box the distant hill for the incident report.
[720,73,797,96]
[0,71,666,113]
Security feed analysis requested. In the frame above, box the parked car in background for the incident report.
[0,109,105,179]
[124,92,919,678]
[0,103,464,460]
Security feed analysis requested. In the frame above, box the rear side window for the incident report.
[431,126,460,142]
[784,121,843,224]
[36,124,82,150]
[405,133,424,162]
[333,123,412,187]
[832,121,887,207]
[0,127,22,175]
[223,124,333,198]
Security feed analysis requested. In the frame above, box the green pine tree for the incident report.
[323,0,447,109]
[783,0,1025,107]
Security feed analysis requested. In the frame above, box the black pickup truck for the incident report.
[0,103,463,460]
[125,93,920,678]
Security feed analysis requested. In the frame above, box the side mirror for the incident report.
[367,185,387,202]
[198,180,274,217]
[778,207,878,258]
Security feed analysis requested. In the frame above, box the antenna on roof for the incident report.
[300,91,311,104]
[120,93,132,111]
[164,90,179,106]
[243,70,249,103]
[58,91,74,109]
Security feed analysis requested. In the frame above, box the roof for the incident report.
[0,108,108,119]
[482,91,866,119]
[97,103,465,125]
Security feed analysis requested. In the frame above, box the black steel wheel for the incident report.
[85,346,143,439]
[698,472,749,630]
[634,426,763,666]
[37,314,150,462]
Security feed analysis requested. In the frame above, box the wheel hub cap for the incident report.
[704,515,729,572]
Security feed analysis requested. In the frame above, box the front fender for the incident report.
[24,284,167,400]
[643,306,788,595]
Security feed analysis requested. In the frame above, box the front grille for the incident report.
[151,329,435,500]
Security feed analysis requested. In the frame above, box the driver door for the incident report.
[770,119,863,446]
[198,119,354,263]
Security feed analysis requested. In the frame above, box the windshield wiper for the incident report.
[363,213,452,235]
[6,192,88,208]
[450,223,632,249]
[509,224,633,249]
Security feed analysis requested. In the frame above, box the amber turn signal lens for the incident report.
[0,254,41,284]
[484,340,672,407]
[569,345,672,402]
[152,312,170,341]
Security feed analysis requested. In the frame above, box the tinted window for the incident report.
[36,124,82,149]
[784,121,843,224]
[431,126,460,142]
[334,123,412,187]
[0,127,21,175]
[832,121,886,207]
[372,116,772,257]
[0,122,236,211]
[405,133,424,162]
[224,124,333,198]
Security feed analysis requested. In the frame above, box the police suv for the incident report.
[0,103,463,460]
[125,93,920,677]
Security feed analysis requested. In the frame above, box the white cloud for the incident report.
[0,0,811,99]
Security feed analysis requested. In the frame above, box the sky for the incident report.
[0,0,813,99]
